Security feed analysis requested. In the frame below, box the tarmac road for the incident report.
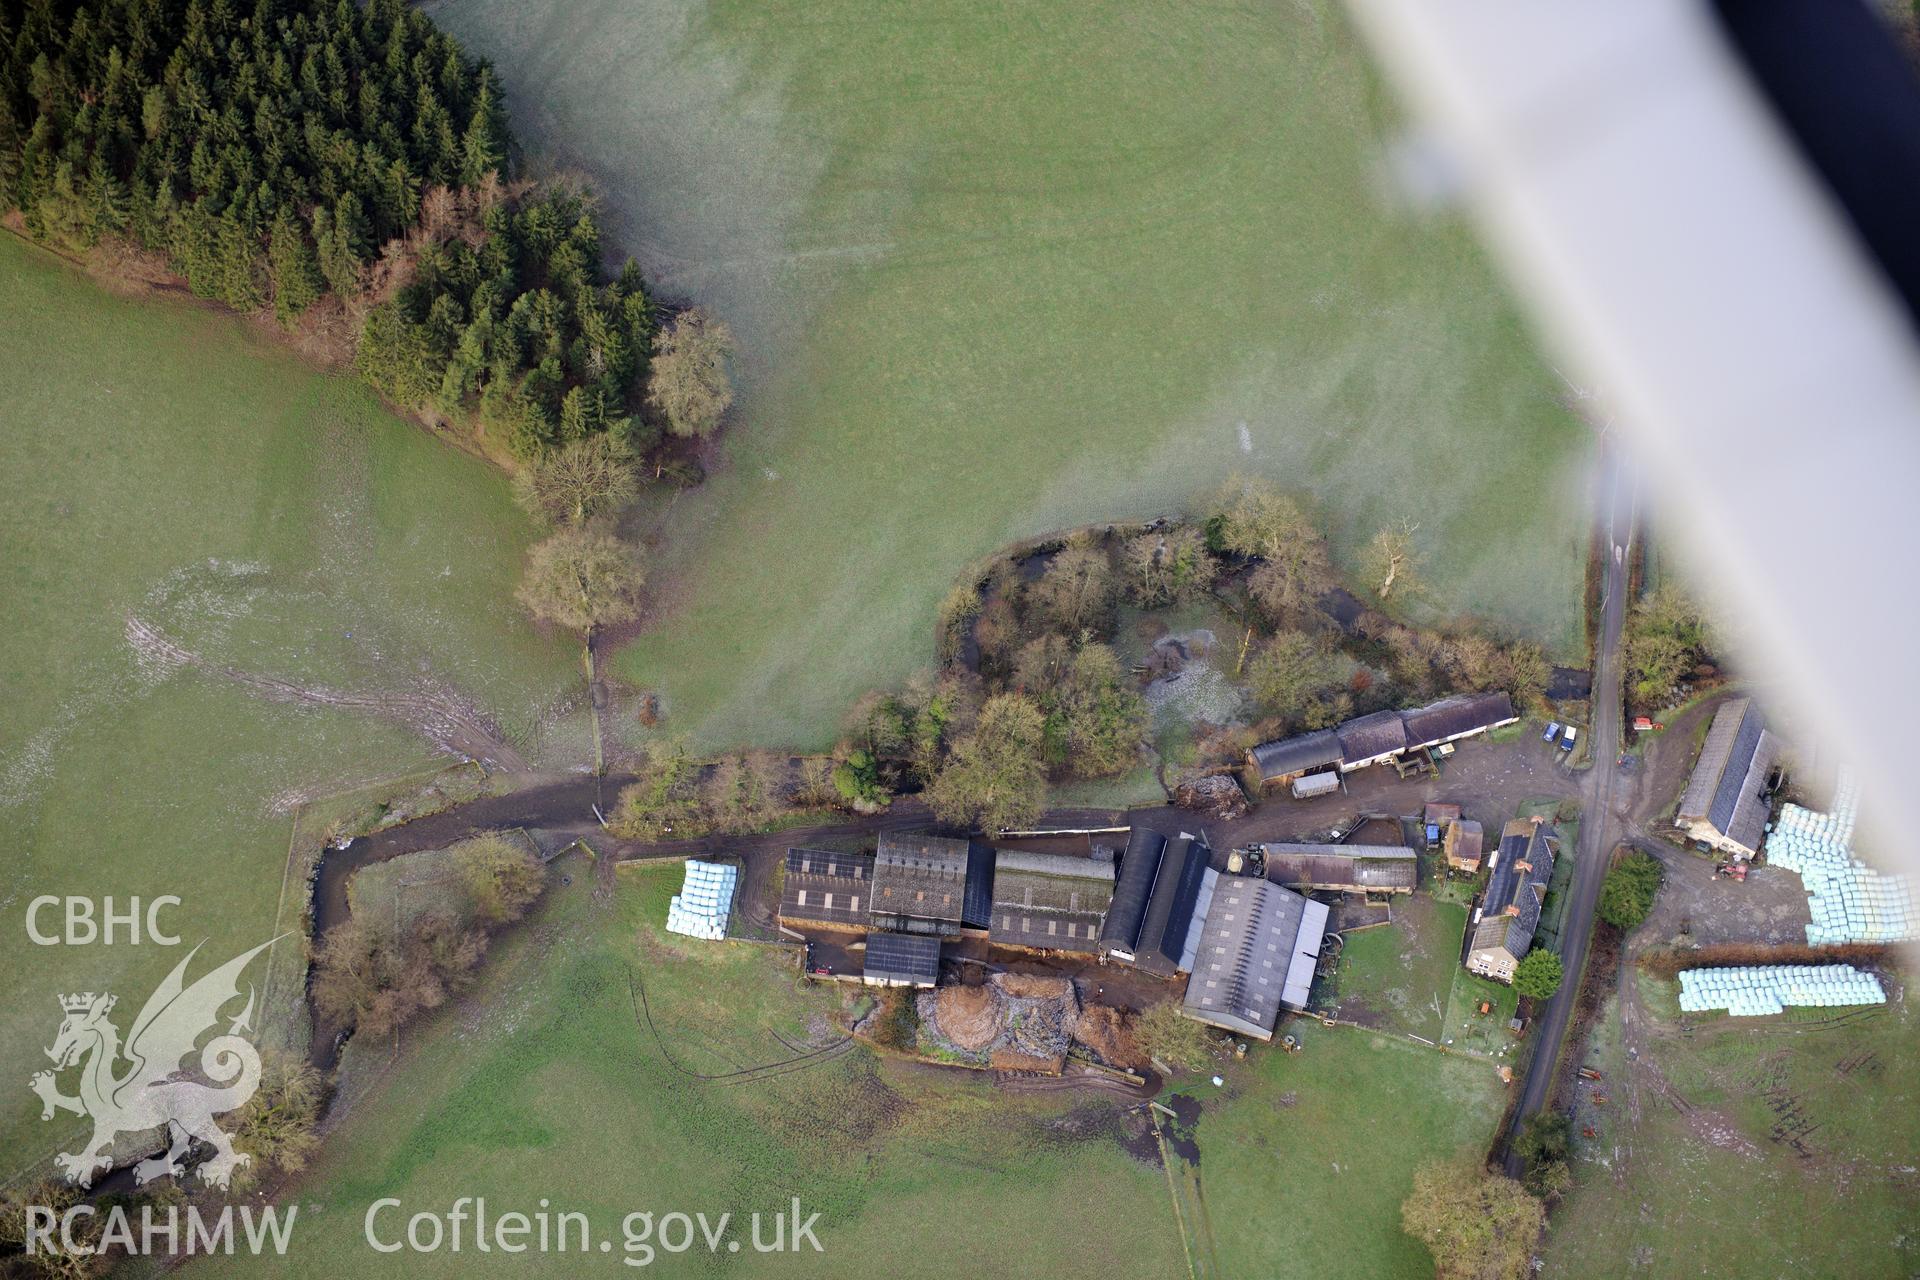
[1502,445,1635,1175]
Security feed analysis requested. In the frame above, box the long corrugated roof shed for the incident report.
[1249,729,1342,781]
[1100,827,1167,957]
[989,850,1115,952]
[1182,877,1329,1039]
[863,931,942,986]
[1401,691,1517,747]
[1131,835,1211,976]
[779,847,873,927]
[1337,710,1408,765]
[871,831,970,932]
[1259,843,1419,893]
[1679,699,1778,852]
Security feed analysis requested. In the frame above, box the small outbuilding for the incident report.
[1259,843,1418,894]
[862,931,942,988]
[1444,819,1485,873]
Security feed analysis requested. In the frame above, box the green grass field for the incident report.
[1195,1020,1507,1277]
[0,236,584,1169]
[1542,976,1920,1278]
[197,857,1190,1278]
[427,0,1593,751]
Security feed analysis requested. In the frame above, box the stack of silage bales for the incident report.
[1676,964,1886,1016]
[665,859,738,940]
[1764,772,1914,945]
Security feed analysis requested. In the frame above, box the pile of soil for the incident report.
[1073,1004,1147,1071]
[933,983,1004,1052]
[999,972,1073,1000]
[990,1048,1062,1073]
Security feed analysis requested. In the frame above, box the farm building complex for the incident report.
[1248,691,1517,789]
[1676,697,1779,861]
[1183,877,1329,1039]
[1466,819,1558,982]
[1258,843,1418,894]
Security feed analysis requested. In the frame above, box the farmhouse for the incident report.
[1259,843,1418,894]
[862,931,942,988]
[1675,697,1779,861]
[1099,828,1217,976]
[988,849,1116,954]
[1444,819,1485,873]
[1181,877,1329,1039]
[1248,691,1519,787]
[778,847,873,930]
[869,831,993,935]
[1465,820,1558,983]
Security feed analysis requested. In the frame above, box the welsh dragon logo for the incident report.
[30,939,280,1189]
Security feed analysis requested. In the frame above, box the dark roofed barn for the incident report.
[1099,828,1215,975]
[1182,878,1329,1039]
[1099,827,1167,960]
[1259,843,1418,894]
[989,850,1115,953]
[1400,692,1518,749]
[1676,698,1779,859]
[779,847,874,929]
[1248,729,1342,784]
[862,932,942,988]
[1337,710,1409,769]
[870,831,972,935]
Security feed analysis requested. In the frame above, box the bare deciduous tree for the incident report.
[512,435,639,526]
[516,523,646,636]
[646,307,735,439]
[1363,519,1425,600]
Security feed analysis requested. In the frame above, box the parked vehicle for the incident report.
[1560,725,1579,751]
[1543,721,1562,742]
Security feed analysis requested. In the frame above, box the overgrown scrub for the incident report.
[1598,849,1663,931]
[1637,941,1890,980]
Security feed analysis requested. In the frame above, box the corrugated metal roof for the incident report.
[1337,710,1409,764]
[1250,729,1342,780]
[1259,843,1419,892]
[1099,828,1167,956]
[989,850,1115,953]
[779,847,874,927]
[1181,878,1328,1039]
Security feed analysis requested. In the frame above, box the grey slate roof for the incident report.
[1400,691,1517,748]
[779,847,873,927]
[1182,878,1330,1039]
[989,850,1115,952]
[1249,729,1342,781]
[1470,822,1556,957]
[1259,843,1419,893]
[1678,698,1779,853]
[863,931,942,985]
[1337,710,1409,765]
[871,831,971,932]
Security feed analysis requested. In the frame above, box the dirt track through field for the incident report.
[125,613,529,771]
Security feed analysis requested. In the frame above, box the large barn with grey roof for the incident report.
[1182,877,1329,1039]
[1259,843,1419,894]
[1675,697,1779,860]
